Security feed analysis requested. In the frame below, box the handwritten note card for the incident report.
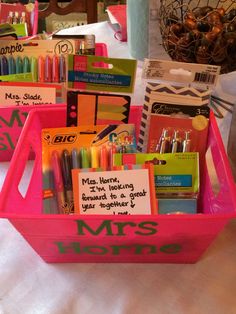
[0,85,56,106]
[73,169,155,215]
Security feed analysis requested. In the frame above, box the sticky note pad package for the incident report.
[42,124,136,214]
[67,91,131,126]
[67,54,137,93]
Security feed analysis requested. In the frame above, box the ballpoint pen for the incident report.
[61,149,74,214]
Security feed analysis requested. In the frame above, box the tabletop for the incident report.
[0,21,236,314]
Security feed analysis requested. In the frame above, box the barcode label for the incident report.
[194,72,216,85]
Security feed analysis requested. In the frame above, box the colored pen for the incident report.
[51,150,66,214]
[16,56,23,74]
[23,56,30,73]
[92,125,117,144]
[0,56,9,75]
[100,145,108,170]
[59,55,66,82]
[91,146,100,168]
[72,148,80,169]
[38,56,45,82]
[61,149,74,214]
[8,56,16,74]
[30,57,38,82]
[52,55,59,83]
[80,147,90,168]
[44,55,52,83]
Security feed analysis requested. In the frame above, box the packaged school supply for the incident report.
[42,124,136,214]
[67,91,131,127]
[0,1,38,37]
[106,5,127,42]
[1,105,236,263]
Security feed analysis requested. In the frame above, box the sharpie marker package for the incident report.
[42,124,136,214]
[0,39,78,83]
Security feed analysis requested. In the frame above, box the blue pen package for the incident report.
[41,124,137,214]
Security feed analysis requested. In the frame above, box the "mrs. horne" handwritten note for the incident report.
[73,169,154,215]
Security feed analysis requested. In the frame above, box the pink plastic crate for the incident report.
[0,0,38,36]
[0,43,108,162]
[0,105,236,263]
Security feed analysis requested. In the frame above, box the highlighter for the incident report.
[23,56,30,73]
[80,147,90,168]
[8,56,16,74]
[52,55,59,83]
[0,56,9,75]
[15,56,23,74]
[38,56,45,82]
[44,55,52,83]
[30,57,38,82]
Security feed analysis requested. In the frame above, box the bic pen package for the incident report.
[42,124,136,214]
[67,91,131,126]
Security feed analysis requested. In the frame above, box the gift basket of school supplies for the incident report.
[0,51,236,264]
[159,0,236,73]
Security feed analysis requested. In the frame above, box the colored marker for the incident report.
[61,150,74,214]
[8,56,16,74]
[72,148,80,169]
[30,57,38,82]
[52,55,59,83]
[92,125,117,144]
[59,55,66,82]
[0,56,9,75]
[51,150,65,214]
[16,56,23,74]
[91,146,100,168]
[44,55,52,83]
[80,147,90,168]
[38,56,45,82]
[23,56,30,73]
[100,145,108,170]
[109,144,117,170]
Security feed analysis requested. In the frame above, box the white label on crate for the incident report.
[0,85,56,106]
[76,169,152,215]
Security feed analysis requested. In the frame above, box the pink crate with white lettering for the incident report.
[0,105,236,263]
